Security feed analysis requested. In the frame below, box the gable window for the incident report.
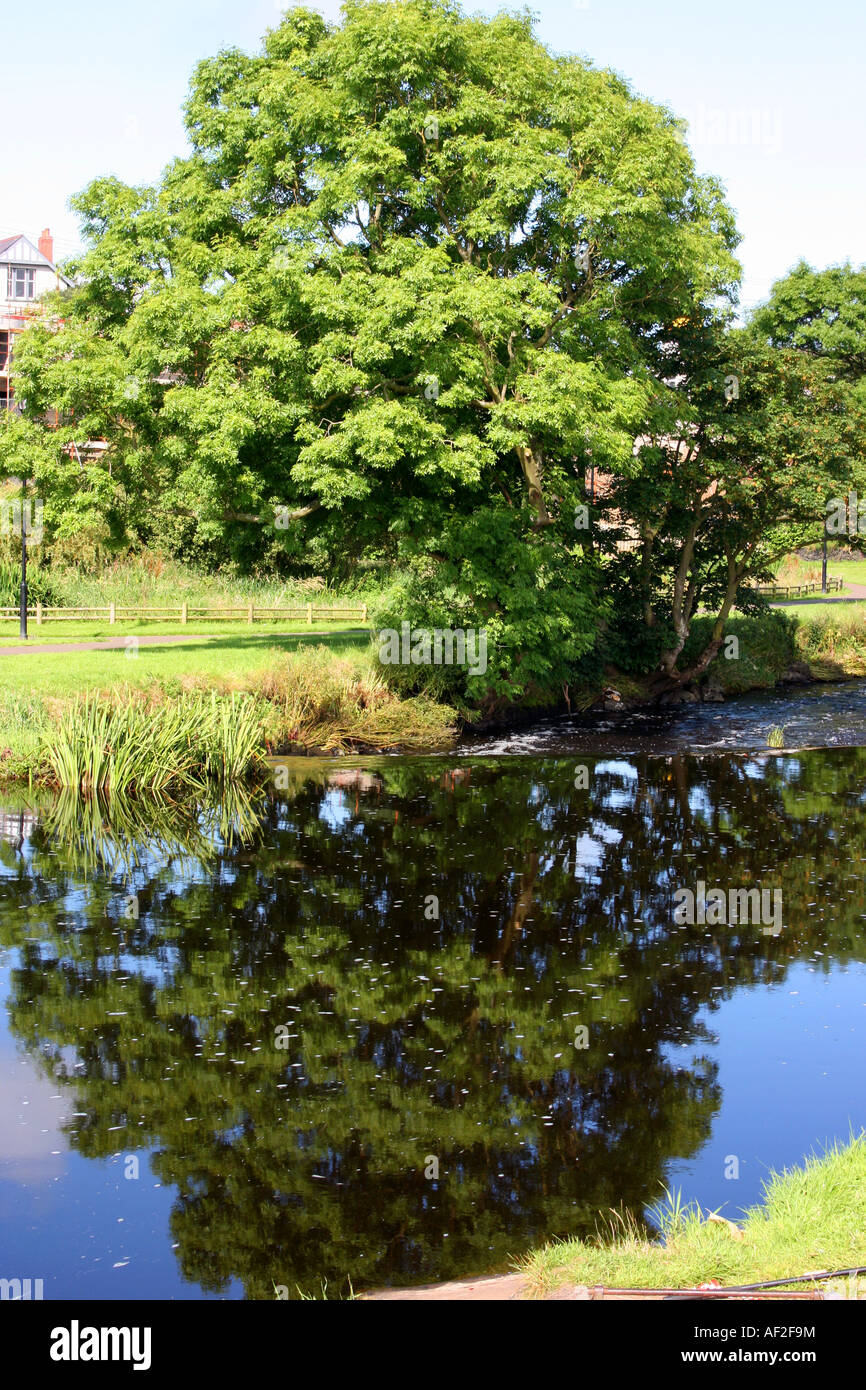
[7,267,34,299]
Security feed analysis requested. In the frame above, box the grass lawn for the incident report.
[520,1135,866,1297]
[774,553,866,593]
[782,599,866,621]
[0,618,367,645]
[0,628,373,697]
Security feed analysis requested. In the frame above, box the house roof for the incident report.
[0,233,67,280]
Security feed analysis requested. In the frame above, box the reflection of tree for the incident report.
[0,748,864,1297]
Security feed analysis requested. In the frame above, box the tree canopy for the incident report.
[4,0,864,698]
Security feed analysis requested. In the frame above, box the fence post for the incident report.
[109,602,115,625]
[36,601,42,626]
[362,603,367,623]
[181,602,187,625]
[307,602,312,625]
[248,601,254,625]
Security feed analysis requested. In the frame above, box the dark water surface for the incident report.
[463,677,866,756]
[1,684,865,1299]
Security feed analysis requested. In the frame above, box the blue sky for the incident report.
[1,0,862,313]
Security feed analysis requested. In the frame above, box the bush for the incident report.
[372,508,605,711]
[684,610,798,692]
[0,553,56,606]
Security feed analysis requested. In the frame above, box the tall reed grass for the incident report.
[43,691,268,794]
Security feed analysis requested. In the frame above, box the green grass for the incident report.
[832,558,866,585]
[0,636,458,784]
[0,619,366,644]
[520,1134,866,1297]
[0,630,372,697]
[783,600,866,619]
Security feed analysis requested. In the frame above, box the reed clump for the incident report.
[42,690,268,794]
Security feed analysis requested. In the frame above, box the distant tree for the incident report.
[748,260,866,557]
[750,261,866,383]
[608,323,863,683]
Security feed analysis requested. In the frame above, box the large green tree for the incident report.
[8,0,739,700]
[748,261,866,555]
[750,260,866,384]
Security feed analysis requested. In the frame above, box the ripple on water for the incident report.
[459,680,866,757]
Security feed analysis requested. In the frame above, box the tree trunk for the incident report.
[658,515,701,674]
[675,558,743,683]
[516,444,552,526]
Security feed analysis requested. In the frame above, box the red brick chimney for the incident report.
[38,228,53,262]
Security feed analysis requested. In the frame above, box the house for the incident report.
[0,229,69,413]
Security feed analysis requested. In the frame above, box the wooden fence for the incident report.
[755,579,844,599]
[0,603,369,626]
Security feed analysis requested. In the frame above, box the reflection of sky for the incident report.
[0,1026,68,1185]
[0,960,242,1300]
[661,960,866,1220]
[319,789,355,831]
[595,761,638,781]
[571,820,623,877]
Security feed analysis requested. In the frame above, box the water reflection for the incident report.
[0,749,864,1297]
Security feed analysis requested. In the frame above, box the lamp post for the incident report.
[19,476,27,640]
[821,518,828,595]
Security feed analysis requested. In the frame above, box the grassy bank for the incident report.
[520,1135,866,1297]
[0,641,458,786]
[790,604,866,677]
[3,588,866,788]
[0,629,371,696]
[690,606,866,692]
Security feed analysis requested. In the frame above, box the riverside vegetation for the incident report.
[1,642,455,790]
[2,565,866,786]
[521,1136,866,1297]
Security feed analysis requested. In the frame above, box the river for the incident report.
[1,681,865,1298]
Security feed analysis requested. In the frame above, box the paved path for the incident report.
[360,1273,531,1301]
[0,629,370,657]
